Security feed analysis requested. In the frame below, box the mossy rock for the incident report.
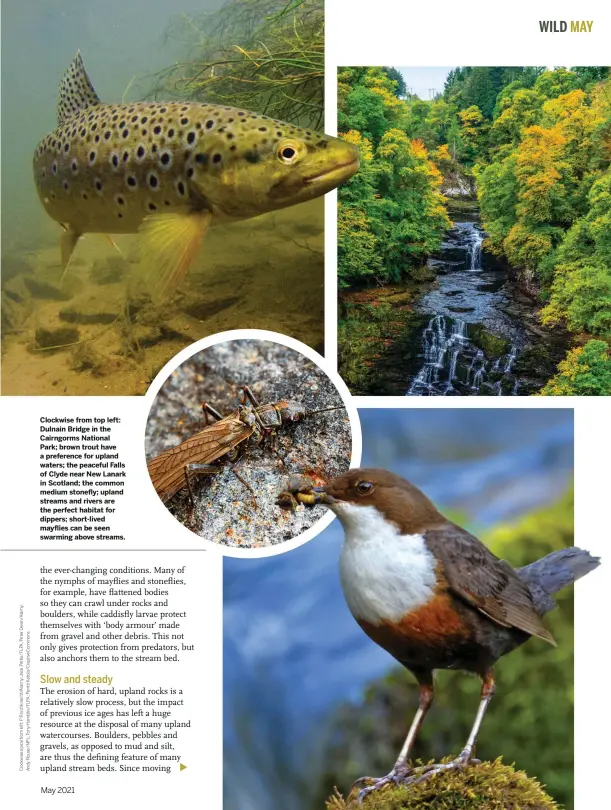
[468,324,509,358]
[326,759,559,810]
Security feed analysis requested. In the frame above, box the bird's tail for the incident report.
[517,547,600,615]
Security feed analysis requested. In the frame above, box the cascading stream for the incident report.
[407,314,519,396]
[406,217,523,396]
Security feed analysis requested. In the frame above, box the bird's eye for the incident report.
[277,141,300,164]
[356,481,373,494]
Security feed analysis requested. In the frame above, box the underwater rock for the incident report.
[184,296,241,321]
[34,326,80,350]
[90,256,128,285]
[59,293,120,325]
[24,274,80,301]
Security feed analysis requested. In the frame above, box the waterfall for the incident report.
[464,223,483,271]
[407,314,520,396]
[407,315,469,396]
[406,218,524,396]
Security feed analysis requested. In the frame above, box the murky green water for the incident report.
[1,0,324,395]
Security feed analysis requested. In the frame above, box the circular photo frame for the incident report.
[143,329,361,557]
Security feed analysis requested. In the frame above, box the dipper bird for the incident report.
[314,468,599,802]
[34,52,359,299]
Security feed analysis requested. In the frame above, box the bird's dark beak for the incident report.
[312,486,337,504]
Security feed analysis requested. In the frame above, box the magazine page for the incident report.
[1,2,609,809]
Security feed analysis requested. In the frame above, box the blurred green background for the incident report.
[223,409,575,809]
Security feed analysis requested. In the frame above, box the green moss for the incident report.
[326,759,558,810]
[468,324,509,357]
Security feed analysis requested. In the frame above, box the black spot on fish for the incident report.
[82,192,88,200]
[63,181,69,191]
[122,129,129,138]
[141,129,148,136]
[141,116,148,124]
[95,135,100,143]
[148,173,159,189]
[64,143,70,153]
[277,131,283,137]
[244,150,260,164]
[123,151,129,162]
[89,151,96,164]
[153,125,161,135]
[127,176,137,188]
[71,160,78,173]
[317,139,328,148]
[187,131,196,145]
[80,128,86,137]
[205,120,214,129]
[168,128,175,138]
[258,127,267,132]
[118,212,123,218]
[195,153,208,165]
[116,196,124,205]
[52,161,58,174]
[160,107,167,113]
[226,132,234,140]
[187,167,194,178]
[181,117,189,125]
[148,202,157,211]
[160,151,171,167]
[95,179,103,192]
[230,144,237,152]
[119,120,125,129]
[104,131,111,140]
[212,153,222,164]
[177,180,185,196]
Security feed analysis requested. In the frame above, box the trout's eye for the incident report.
[277,140,301,165]
[356,481,374,495]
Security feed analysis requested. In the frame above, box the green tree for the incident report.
[540,340,611,395]
[374,131,450,278]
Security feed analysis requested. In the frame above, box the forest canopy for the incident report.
[337,65,611,394]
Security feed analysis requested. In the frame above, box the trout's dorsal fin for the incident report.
[57,51,102,124]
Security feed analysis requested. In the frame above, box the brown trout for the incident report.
[34,52,359,298]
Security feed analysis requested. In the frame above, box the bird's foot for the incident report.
[398,747,479,789]
[354,762,412,804]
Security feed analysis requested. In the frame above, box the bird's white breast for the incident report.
[336,503,437,624]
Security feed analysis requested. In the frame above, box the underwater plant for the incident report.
[147,0,324,129]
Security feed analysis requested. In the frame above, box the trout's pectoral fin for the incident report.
[138,210,211,300]
[60,228,81,271]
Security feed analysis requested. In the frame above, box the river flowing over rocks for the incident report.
[403,213,566,396]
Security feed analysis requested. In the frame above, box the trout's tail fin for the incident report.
[518,547,600,615]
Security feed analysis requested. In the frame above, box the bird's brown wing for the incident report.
[147,415,252,501]
[425,525,556,645]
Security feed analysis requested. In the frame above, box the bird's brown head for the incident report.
[318,467,444,535]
